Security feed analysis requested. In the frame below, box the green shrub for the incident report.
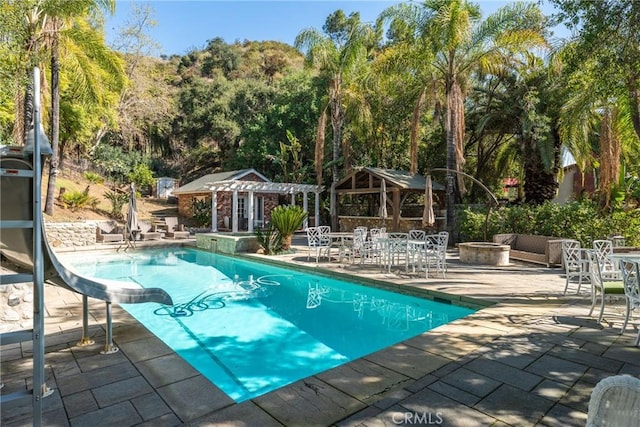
[192,198,212,227]
[83,171,104,184]
[270,205,307,249]
[254,223,284,255]
[459,200,640,247]
[62,190,97,211]
[127,163,155,191]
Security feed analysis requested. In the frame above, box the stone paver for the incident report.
[364,343,451,379]
[68,401,142,427]
[315,358,412,404]
[400,388,497,426]
[539,403,588,427]
[62,390,98,419]
[473,383,555,425]
[156,375,234,422]
[2,243,640,426]
[526,354,589,386]
[131,392,173,421]
[253,376,365,426]
[135,353,200,388]
[439,366,502,398]
[464,356,543,391]
[91,376,153,407]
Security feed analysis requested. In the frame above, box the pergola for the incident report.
[199,180,324,233]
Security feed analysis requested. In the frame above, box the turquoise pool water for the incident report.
[69,248,475,402]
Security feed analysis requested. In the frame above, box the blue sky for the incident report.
[105,1,562,57]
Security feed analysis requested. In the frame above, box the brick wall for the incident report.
[177,190,278,230]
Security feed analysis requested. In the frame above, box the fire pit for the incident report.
[459,242,510,266]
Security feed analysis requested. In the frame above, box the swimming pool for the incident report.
[68,248,476,402]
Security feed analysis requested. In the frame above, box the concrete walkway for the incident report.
[1,244,639,426]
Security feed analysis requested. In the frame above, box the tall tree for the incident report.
[552,0,640,210]
[295,10,377,230]
[552,0,640,141]
[44,0,118,214]
[381,0,547,235]
[41,1,123,215]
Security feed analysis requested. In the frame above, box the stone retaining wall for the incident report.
[45,222,96,248]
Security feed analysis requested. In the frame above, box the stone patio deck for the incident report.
[1,242,639,426]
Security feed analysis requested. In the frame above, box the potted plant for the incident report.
[270,205,307,250]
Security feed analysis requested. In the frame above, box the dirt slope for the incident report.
[43,170,179,223]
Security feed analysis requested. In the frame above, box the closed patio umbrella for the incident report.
[379,179,388,219]
[422,175,435,227]
[126,183,139,246]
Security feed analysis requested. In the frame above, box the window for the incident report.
[238,197,247,218]
[254,196,264,221]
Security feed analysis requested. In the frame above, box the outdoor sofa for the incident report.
[492,233,566,267]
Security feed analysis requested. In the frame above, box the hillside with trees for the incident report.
[1,0,639,232]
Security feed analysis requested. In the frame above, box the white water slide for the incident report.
[0,147,173,354]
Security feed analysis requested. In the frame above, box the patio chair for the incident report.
[363,228,383,265]
[381,232,408,273]
[343,228,367,264]
[593,239,620,279]
[407,229,426,274]
[586,374,640,427]
[306,226,330,263]
[586,249,625,323]
[423,232,448,278]
[562,239,590,295]
[618,259,640,346]
[437,231,449,276]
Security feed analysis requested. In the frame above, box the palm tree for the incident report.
[41,1,124,214]
[376,5,438,175]
[381,0,547,234]
[295,10,376,230]
[558,54,636,211]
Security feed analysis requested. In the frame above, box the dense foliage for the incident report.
[459,200,640,247]
[1,0,639,229]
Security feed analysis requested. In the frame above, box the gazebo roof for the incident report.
[335,167,444,194]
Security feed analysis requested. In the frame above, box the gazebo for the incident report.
[334,167,445,232]
[172,169,323,233]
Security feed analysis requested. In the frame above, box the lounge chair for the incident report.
[139,221,163,240]
[95,220,124,243]
[164,216,190,239]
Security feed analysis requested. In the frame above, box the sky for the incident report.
[105,0,563,57]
